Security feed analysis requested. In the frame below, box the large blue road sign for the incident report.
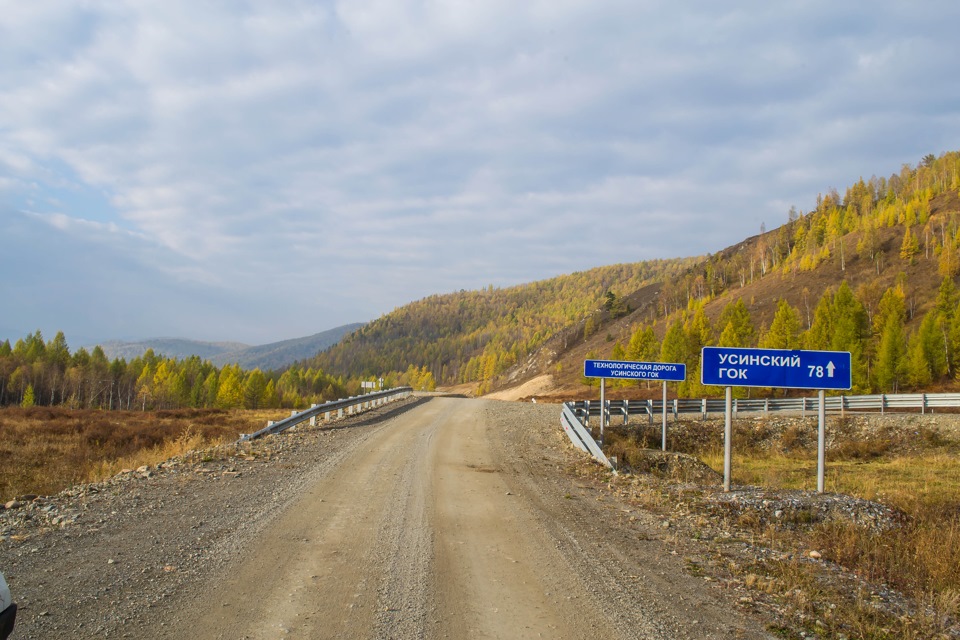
[584,359,686,382]
[701,347,851,390]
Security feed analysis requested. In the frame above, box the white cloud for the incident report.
[1,0,959,344]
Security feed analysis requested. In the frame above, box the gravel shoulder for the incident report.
[1,396,776,639]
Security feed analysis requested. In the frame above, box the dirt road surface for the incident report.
[3,397,774,639]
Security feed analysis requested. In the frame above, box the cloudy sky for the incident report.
[2,1,959,346]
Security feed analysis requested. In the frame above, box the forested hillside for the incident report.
[539,152,960,398]
[308,260,698,393]
[305,152,960,399]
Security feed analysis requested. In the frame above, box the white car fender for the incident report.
[0,573,10,613]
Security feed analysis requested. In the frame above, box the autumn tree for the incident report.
[627,325,658,362]
[900,226,920,263]
[216,365,244,409]
[21,384,35,408]
[243,369,268,409]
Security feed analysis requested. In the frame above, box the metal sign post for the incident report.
[724,386,732,492]
[818,389,826,492]
[662,381,668,451]
[599,377,605,447]
[583,359,686,452]
[701,347,851,493]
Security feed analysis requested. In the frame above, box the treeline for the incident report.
[612,277,960,396]
[0,331,436,410]
[311,259,697,392]
[659,152,960,311]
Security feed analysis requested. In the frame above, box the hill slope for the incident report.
[310,151,960,399]
[510,153,960,399]
[309,260,698,392]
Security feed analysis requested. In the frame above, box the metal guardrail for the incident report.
[560,403,613,469]
[565,392,960,425]
[238,387,413,442]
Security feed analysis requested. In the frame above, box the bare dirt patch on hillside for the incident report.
[483,373,556,400]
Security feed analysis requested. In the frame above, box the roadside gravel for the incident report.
[0,397,426,639]
[1,395,784,639]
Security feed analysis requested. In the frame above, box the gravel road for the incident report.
[1,396,775,639]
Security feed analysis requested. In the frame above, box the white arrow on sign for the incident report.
[826,362,835,378]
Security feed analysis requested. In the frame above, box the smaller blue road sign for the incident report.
[584,359,686,382]
[701,347,852,390]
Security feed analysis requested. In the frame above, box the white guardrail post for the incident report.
[560,403,614,470]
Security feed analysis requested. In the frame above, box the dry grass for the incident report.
[84,427,224,482]
[0,406,279,501]
[603,415,960,638]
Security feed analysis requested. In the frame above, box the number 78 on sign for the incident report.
[701,347,852,390]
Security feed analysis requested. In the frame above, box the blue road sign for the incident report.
[584,359,686,382]
[701,347,852,390]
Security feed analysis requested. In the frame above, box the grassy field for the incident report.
[604,414,960,639]
[0,406,279,501]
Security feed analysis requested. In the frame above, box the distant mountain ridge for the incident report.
[96,323,364,371]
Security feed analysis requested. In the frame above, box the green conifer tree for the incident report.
[905,330,933,388]
[803,291,834,350]
[761,299,802,350]
[716,299,755,347]
[830,281,869,391]
[874,315,906,392]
